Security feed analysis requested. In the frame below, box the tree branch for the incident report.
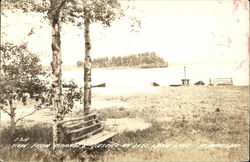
[0,107,11,116]
[58,0,68,10]
[14,107,47,124]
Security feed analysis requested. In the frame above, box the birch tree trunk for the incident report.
[0,52,2,127]
[83,20,91,115]
[50,7,64,148]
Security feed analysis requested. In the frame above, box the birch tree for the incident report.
[1,0,69,148]
[65,0,124,114]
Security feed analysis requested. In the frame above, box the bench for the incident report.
[209,78,233,86]
[58,113,117,147]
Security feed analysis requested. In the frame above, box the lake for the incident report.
[62,64,248,87]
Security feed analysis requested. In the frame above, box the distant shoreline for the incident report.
[43,65,168,71]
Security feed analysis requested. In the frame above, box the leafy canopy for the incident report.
[1,0,124,26]
[0,42,49,105]
[65,0,124,26]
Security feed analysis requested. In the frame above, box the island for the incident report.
[76,52,168,69]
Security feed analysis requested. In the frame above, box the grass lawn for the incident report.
[0,86,249,161]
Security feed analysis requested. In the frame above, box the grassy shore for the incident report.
[0,86,249,161]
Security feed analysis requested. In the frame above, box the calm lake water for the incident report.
[62,64,248,87]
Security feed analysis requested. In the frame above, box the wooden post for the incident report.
[181,66,189,86]
[84,19,91,115]
[184,66,186,79]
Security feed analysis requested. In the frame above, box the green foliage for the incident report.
[1,0,49,17]
[64,0,124,27]
[1,0,124,29]
[61,81,83,116]
[1,0,67,19]
[0,42,49,106]
[87,52,168,69]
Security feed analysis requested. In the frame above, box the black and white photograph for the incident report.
[0,0,249,161]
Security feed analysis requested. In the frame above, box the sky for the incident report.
[1,0,249,85]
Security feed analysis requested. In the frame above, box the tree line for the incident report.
[77,52,168,69]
